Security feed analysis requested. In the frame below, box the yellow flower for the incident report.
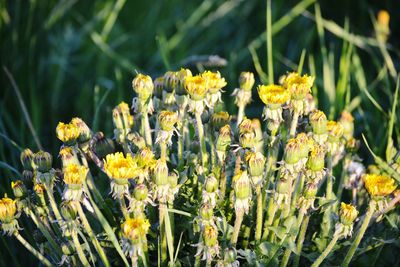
[135,147,156,169]
[339,202,358,225]
[71,117,91,142]
[34,183,46,195]
[282,72,315,100]
[132,73,154,101]
[377,10,390,28]
[203,225,218,247]
[104,152,139,179]
[0,197,17,223]
[363,174,397,197]
[56,122,80,143]
[184,75,208,100]
[121,217,150,241]
[63,164,89,185]
[201,71,227,94]
[257,84,290,106]
[327,121,344,139]
[158,110,178,131]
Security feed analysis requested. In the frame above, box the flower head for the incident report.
[257,85,290,106]
[211,111,230,131]
[132,73,154,101]
[33,151,53,172]
[56,122,80,144]
[158,111,178,131]
[339,202,358,225]
[203,225,218,247]
[121,217,150,242]
[63,164,88,185]
[202,71,227,94]
[327,121,344,140]
[104,152,138,179]
[246,151,266,178]
[309,110,327,135]
[11,180,26,199]
[0,197,17,223]
[307,144,326,171]
[112,102,134,131]
[282,72,314,100]
[239,72,255,91]
[363,174,397,197]
[71,117,92,143]
[184,75,208,100]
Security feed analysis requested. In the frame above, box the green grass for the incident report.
[0,0,399,265]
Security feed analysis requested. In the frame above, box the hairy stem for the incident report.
[312,234,340,267]
[14,232,52,267]
[231,210,244,247]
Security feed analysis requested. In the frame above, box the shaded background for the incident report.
[0,0,399,265]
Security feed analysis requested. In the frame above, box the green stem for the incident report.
[262,200,277,240]
[231,210,244,247]
[45,186,63,225]
[14,232,52,267]
[159,203,167,266]
[321,153,334,248]
[266,0,274,84]
[71,230,90,267]
[281,211,306,267]
[293,214,310,267]
[76,202,110,267]
[142,104,152,147]
[255,186,263,242]
[341,200,376,267]
[119,196,129,219]
[160,142,167,161]
[289,111,299,137]
[312,234,340,267]
[195,111,207,169]
[237,103,245,129]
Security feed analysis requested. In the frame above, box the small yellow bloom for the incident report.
[63,164,89,185]
[0,197,17,223]
[257,84,290,105]
[132,73,154,101]
[184,75,208,100]
[56,122,80,143]
[282,72,314,100]
[34,183,46,195]
[121,217,150,241]
[104,152,139,179]
[203,225,218,247]
[363,174,397,197]
[201,71,227,94]
[377,10,390,28]
[327,121,344,139]
[158,110,178,131]
[339,202,358,225]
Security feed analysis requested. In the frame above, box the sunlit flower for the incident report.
[339,202,358,225]
[202,71,227,94]
[257,84,290,106]
[63,164,88,185]
[327,121,344,140]
[132,73,154,101]
[104,152,139,179]
[112,102,134,131]
[158,110,178,132]
[184,75,208,101]
[282,72,314,100]
[363,174,397,197]
[56,122,80,144]
[0,197,17,223]
[121,217,150,242]
[71,117,91,143]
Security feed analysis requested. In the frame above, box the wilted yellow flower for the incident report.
[121,217,150,241]
[184,75,208,100]
[158,110,178,131]
[132,73,154,101]
[104,152,138,179]
[0,197,17,223]
[202,71,227,94]
[257,85,290,106]
[63,164,89,185]
[203,225,218,247]
[56,122,80,143]
[239,72,255,91]
[327,121,344,140]
[339,202,358,225]
[282,72,315,100]
[363,174,397,197]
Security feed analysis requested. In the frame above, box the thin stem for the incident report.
[76,202,111,267]
[160,142,167,161]
[142,104,152,147]
[293,214,310,267]
[119,196,129,219]
[312,234,340,267]
[262,201,277,240]
[14,232,52,267]
[321,153,334,248]
[159,203,167,266]
[71,230,90,267]
[231,210,244,247]
[266,0,274,84]
[255,186,263,242]
[341,200,376,267]
[195,111,207,168]
[45,186,63,225]
[281,211,305,267]
[237,103,245,128]
[289,111,299,137]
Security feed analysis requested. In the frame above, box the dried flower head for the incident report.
[363,174,397,197]
[158,111,178,131]
[63,164,88,185]
[56,122,80,144]
[104,152,138,179]
[257,84,290,106]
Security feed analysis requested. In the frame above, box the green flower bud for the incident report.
[11,180,26,199]
[224,248,237,263]
[296,132,311,159]
[309,110,327,135]
[327,121,344,142]
[168,172,179,188]
[199,203,214,220]
[216,125,231,152]
[176,68,192,95]
[60,201,77,221]
[246,151,266,177]
[158,110,178,131]
[20,148,34,170]
[153,159,169,186]
[204,175,218,193]
[71,117,92,143]
[306,144,325,171]
[61,243,75,256]
[33,151,53,172]
[284,139,301,164]
[339,111,354,140]
[133,184,149,201]
[153,77,164,98]
[303,182,318,198]
[163,71,179,93]
[233,171,251,199]
[239,72,255,91]
[132,73,154,101]
[211,111,230,131]
[112,102,133,131]
[22,170,34,187]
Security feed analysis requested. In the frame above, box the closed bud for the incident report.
[60,201,77,221]
[216,125,232,152]
[304,182,318,198]
[296,132,311,159]
[233,171,251,199]
[153,77,164,98]
[71,117,92,143]
[163,71,179,93]
[211,111,230,131]
[309,110,327,135]
[153,159,169,186]
[61,243,75,256]
[199,203,214,220]
[34,183,46,196]
[203,225,218,247]
[327,121,344,141]
[205,175,218,193]
[22,170,34,186]
[224,248,237,263]
[112,102,133,131]
[284,139,302,164]
[33,151,53,172]
[239,72,255,91]
[11,180,26,198]
[246,151,266,177]
[132,73,154,101]
[168,172,179,188]
[59,147,79,167]
[307,144,325,171]
[133,184,148,201]
[339,202,358,225]
[176,68,192,95]
[339,111,354,140]
[20,148,34,170]
[158,110,178,131]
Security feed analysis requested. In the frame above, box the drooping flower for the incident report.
[363,174,397,197]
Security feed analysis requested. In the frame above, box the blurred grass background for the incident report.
[0,0,399,265]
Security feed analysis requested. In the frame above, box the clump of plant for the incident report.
[1,68,399,267]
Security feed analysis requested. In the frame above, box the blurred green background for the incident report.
[0,0,399,265]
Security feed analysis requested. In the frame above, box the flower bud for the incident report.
[175,68,193,95]
[199,203,214,220]
[211,111,230,131]
[158,111,178,131]
[34,183,46,196]
[204,175,218,193]
[376,10,390,42]
[168,172,179,188]
[11,180,26,199]
[309,110,327,135]
[33,151,53,172]
[112,102,133,131]
[153,77,164,98]
[303,182,318,198]
[239,72,255,91]
[201,71,227,94]
[246,151,266,177]
[339,202,358,225]
[339,111,354,140]
[163,71,179,93]
[327,121,344,141]
[153,159,169,186]
[71,117,92,143]
[296,132,311,159]
[61,243,75,256]
[132,73,154,101]
[0,197,17,223]
[56,122,80,144]
[203,225,218,247]
[136,147,156,169]
[184,75,208,100]
[307,144,325,171]
[224,248,237,263]
[59,147,78,167]
[133,184,148,201]
[60,201,77,221]
[22,170,34,186]
[233,171,251,199]
[20,148,34,170]
[284,139,301,164]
